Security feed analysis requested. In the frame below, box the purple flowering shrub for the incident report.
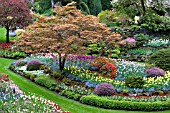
[27,59,42,71]
[94,83,115,96]
[15,60,27,67]
[145,67,165,77]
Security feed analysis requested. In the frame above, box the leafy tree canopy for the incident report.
[15,2,122,70]
[0,0,32,42]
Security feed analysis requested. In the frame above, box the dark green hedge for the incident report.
[80,95,170,111]
[34,76,55,89]
[60,90,81,101]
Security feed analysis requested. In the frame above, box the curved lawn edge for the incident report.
[0,58,169,113]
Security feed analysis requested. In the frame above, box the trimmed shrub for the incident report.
[60,90,81,101]
[24,73,31,78]
[125,75,144,88]
[94,83,115,96]
[148,48,170,71]
[30,74,37,81]
[145,67,165,77]
[15,60,27,67]
[134,33,152,47]
[80,95,170,111]
[27,59,42,71]
[34,76,55,89]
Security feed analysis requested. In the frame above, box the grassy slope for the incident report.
[0,57,169,113]
[0,27,15,42]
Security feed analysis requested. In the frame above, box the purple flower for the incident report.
[15,60,27,67]
[27,59,42,71]
[27,59,41,65]
[94,83,115,96]
[145,67,165,77]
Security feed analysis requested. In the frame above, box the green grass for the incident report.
[0,27,16,42]
[0,57,170,113]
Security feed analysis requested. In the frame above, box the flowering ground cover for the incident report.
[0,41,26,59]
[0,42,14,50]
[0,72,69,113]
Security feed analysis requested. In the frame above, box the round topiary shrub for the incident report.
[94,82,115,96]
[145,67,165,77]
[15,60,27,67]
[125,75,144,88]
[27,59,42,71]
[148,48,170,71]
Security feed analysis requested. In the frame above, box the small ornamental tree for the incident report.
[0,0,32,42]
[16,2,122,70]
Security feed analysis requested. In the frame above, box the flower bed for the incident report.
[0,73,70,113]
[0,49,26,59]
[0,42,26,59]
[0,42,14,50]
[9,54,170,111]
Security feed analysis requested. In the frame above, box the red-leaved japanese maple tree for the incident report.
[16,2,122,70]
[0,0,32,42]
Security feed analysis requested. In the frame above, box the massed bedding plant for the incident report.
[12,54,170,95]
[9,53,170,111]
[0,73,70,113]
[63,57,170,95]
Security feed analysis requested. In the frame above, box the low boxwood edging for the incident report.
[80,95,170,111]
[60,90,81,101]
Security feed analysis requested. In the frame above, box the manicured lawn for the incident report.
[0,27,16,42]
[0,57,170,113]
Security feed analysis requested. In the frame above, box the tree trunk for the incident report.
[61,56,66,70]
[5,26,10,43]
[58,53,67,70]
[59,53,62,70]
[51,0,55,8]
[141,0,145,15]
